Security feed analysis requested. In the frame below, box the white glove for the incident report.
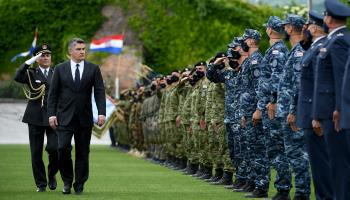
[25,53,42,65]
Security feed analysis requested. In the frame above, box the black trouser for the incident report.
[56,115,92,188]
[28,124,58,188]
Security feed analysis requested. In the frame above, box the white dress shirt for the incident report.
[70,60,84,81]
[38,66,49,78]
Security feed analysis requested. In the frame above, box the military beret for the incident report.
[324,0,350,20]
[306,10,323,26]
[263,16,284,33]
[194,61,207,67]
[281,14,306,28]
[242,29,261,41]
[33,43,51,56]
[215,52,227,59]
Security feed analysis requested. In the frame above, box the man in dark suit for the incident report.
[14,43,58,192]
[297,11,333,200]
[312,1,350,200]
[47,38,106,195]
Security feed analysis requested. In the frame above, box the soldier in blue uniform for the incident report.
[296,11,332,200]
[251,16,292,199]
[313,1,350,199]
[233,29,264,194]
[276,14,311,200]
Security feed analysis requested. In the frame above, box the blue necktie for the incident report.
[75,64,80,90]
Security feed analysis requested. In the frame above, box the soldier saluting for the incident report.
[14,43,58,192]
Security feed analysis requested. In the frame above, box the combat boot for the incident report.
[293,195,309,200]
[198,166,212,180]
[192,164,204,177]
[232,179,246,191]
[206,168,223,182]
[241,180,255,192]
[272,190,291,200]
[244,188,268,198]
[210,171,233,185]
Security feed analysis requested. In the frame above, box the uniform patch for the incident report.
[251,60,258,65]
[35,80,41,83]
[295,51,304,57]
[202,85,207,89]
[272,50,279,55]
[320,48,327,53]
[337,33,344,37]
[294,63,301,71]
[253,69,260,77]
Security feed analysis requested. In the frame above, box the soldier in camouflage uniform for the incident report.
[251,16,292,199]
[157,77,169,162]
[189,62,211,178]
[236,29,265,194]
[116,91,132,149]
[276,14,310,200]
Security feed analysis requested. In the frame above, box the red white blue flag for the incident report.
[90,34,124,54]
[11,28,38,62]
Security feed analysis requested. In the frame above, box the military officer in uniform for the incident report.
[296,11,333,200]
[313,1,350,199]
[14,43,58,192]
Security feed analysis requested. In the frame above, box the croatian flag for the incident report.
[90,34,124,54]
[11,28,38,62]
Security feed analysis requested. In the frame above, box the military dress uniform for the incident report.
[13,44,58,191]
[313,1,350,199]
[296,11,333,200]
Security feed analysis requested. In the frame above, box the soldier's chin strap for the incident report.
[22,69,46,107]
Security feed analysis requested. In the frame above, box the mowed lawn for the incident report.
[0,145,315,200]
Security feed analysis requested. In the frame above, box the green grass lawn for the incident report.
[0,145,315,200]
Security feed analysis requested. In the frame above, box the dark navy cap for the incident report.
[263,16,284,33]
[281,14,305,28]
[33,43,51,56]
[227,37,243,48]
[324,0,350,20]
[242,28,261,41]
[307,10,324,26]
[215,51,227,59]
[194,61,207,67]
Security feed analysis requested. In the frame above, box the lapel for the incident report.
[47,68,53,85]
[35,68,47,84]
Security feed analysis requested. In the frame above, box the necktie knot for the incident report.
[76,64,80,68]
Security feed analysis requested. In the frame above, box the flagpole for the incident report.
[115,29,125,99]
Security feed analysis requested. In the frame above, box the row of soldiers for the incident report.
[114,1,350,200]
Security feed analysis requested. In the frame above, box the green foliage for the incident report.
[124,0,283,74]
[0,80,25,99]
[0,0,107,74]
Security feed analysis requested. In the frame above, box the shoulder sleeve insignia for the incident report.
[337,33,344,37]
[295,51,304,57]
[272,50,279,55]
[251,60,258,65]
[320,48,327,53]
[253,69,260,77]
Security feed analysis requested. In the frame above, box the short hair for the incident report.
[68,38,85,50]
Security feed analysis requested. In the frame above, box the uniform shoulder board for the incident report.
[35,80,42,83]
[251,60,258,65]
[253,69,260,77]
[295,51,304,57]
[272,50,279,55]
[337,33,344,37]
[202,84,208,89]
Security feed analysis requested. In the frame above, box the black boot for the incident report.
[293,194,309,200]
[234,180,254,192]
[210,171,233,185]
[205,168,223,182]
[244,188,268,198]
[198,166,212,180]
[184,163,198,175]
[272,190,291,200]
[192,164,204,177]
[176,158,187,171]
[232,179,246,191]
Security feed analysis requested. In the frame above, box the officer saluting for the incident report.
[312,0,350,200]
[14,43,58,192]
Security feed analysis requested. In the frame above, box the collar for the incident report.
[328,25,347,38]
[38,66,49,73]
[312,36,326,46]
[70,59,84,67]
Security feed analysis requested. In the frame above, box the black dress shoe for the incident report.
[36,187,46,192]
[62,184,71,194]
[48,177,57,190]
[73,183,84,195]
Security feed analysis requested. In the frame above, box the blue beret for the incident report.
[306,10,323,26]
[325,0,350,19]
[263,16,284,33]
[281,14,305,28]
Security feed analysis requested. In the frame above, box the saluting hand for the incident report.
[241,116,247,128]
[287,113,299,132]
[266,103,276,120]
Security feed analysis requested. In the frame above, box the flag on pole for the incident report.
[11,28,38,62]
[90,34,124,54]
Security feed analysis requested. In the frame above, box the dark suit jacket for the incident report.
[312,27,350,120]
[47,60,106,127]
[14,64,53,126]
[296,37,326,128]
